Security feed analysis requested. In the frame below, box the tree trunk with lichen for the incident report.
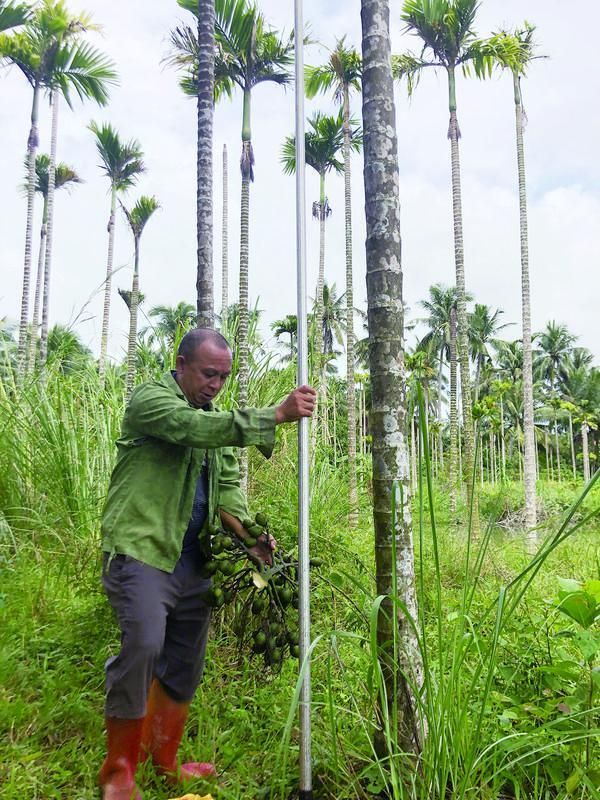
[221,143,229,317]
[342,86,358,525]
[361,0,423,755]
[196,0,215,328]
[237,87,253,491]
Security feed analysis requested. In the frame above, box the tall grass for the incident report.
[1,357,598,799]
[271,387,599,799]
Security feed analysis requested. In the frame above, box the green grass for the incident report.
[1,367,599,798]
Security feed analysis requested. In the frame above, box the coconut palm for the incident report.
[0,0,31,33]
[271,314,297,363]
[0,0,116,374]
[28,154,81,370]
[121,196,160,397]
[468,303,511,397]
[89,121,145,383]
[306,37,363,522]
[536,321,576,394]
[147,302,196,350]
[46,323,91,373]
[320,282,346,358]
[394,0,490,532]
[361,0,423,752]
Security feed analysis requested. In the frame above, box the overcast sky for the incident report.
[1,0,598,366]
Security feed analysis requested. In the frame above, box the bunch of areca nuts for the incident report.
[200,511,319,672]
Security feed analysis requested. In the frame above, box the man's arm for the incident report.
[127,382,277,455]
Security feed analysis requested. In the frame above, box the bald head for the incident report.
[175,328,233,408]
[177,328,232,360]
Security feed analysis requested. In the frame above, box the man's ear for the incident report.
[175,354,185,371]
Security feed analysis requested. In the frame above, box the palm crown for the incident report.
[305,37,362,105]
[0,1,117,107]
[282,110,361,178]
[121,196,160,242]
[31,153,81,197]
[89,121,145,191]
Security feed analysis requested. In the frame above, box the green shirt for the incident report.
[101,371,276,572]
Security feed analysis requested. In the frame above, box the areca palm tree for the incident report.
[169,0,216,327]
[28,154,81,370]
[213,0,293,417]
[282,111,356,361]
[89,121,145,383]
[306,37,363,522]
[0,0,116,374]
[418,283,468,493]
[482,22,543,529]
[0,0,31,33]
[121,196,160,396]
[168,0,294,344]
[394,0,490,532]
[361,0,422,753]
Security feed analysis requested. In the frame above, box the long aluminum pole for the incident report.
[294,0,312,796]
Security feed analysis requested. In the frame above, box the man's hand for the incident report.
[275,385,317,424]
[219,508,276,567]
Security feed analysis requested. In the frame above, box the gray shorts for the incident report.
[102,553,212,718]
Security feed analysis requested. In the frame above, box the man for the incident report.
[99,328,316,800]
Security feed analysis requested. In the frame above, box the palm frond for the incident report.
[120,195,160,240]
[51,39,117,107]
[0,1,31,33]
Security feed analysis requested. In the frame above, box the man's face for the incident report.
[175,340,233,408]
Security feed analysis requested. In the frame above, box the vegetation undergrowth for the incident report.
[1,370,599,799]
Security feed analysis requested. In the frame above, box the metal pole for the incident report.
[293,0,312,797]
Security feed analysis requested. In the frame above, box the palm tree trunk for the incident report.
[500,396,507,481]
[447,65,479,536]
[513,72,537,531]
[582,422,590,482]
[568,413,576,480]
[18,80,41,376]
[238,86,253,489]
[554,418,562,481]
[479,436,484,487]
[343,87,358,526]
[39,91,59,367]
[332,390,337,467]
[410,411,417,494]
[315,172,326,359]
[98,185,117,384]
[449,304,458,511]
[221,143,229,317]
[196,0,215,328]
[361,0,423,753]
[28,195,48,372]
[126,238,140,398]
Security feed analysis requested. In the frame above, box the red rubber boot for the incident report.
[140,679,216,783]
[99,717,144,800]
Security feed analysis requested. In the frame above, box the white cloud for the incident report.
[1,0,598,366]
